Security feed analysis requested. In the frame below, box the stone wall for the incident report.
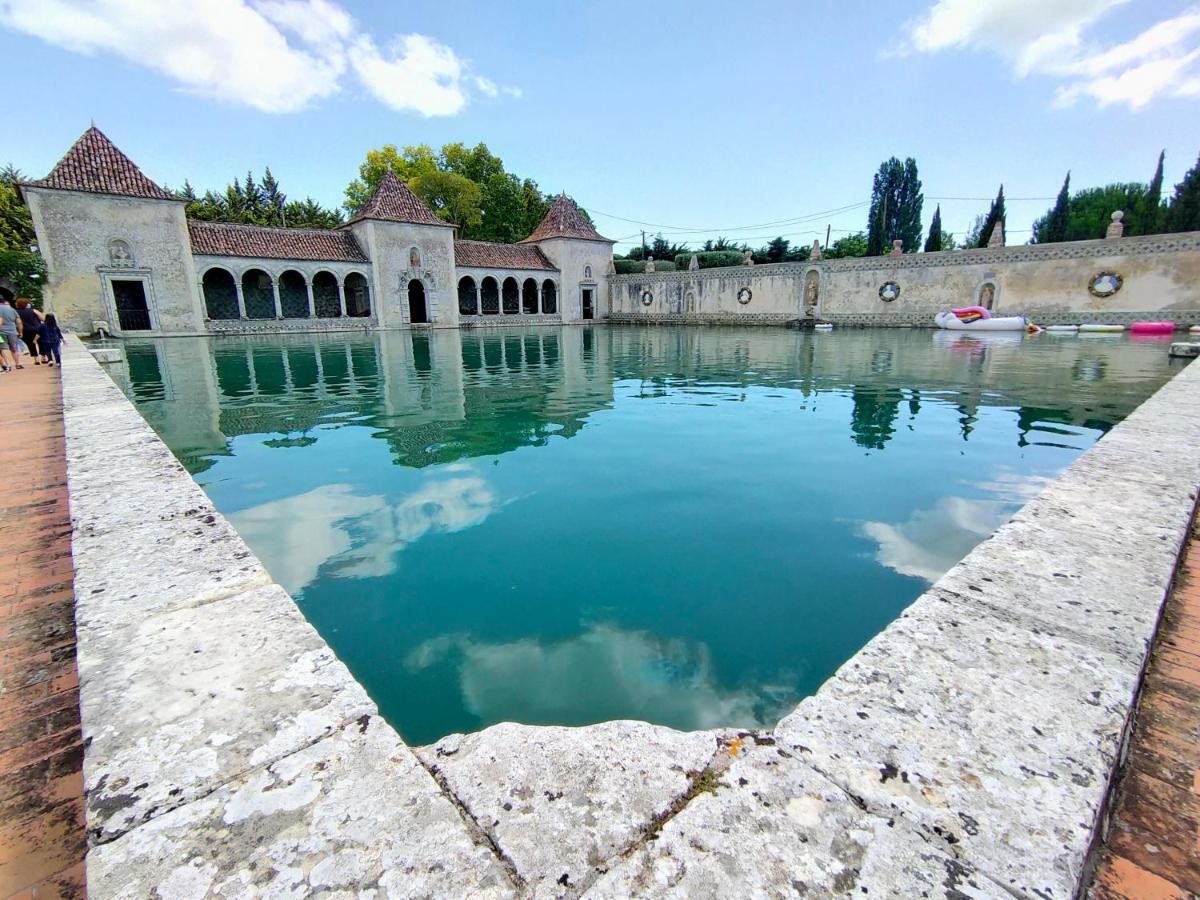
[25,187,203,334]
[610,231,1200,326]
[348,218,457,328]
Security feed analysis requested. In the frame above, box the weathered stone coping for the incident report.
[61,331,1198,897]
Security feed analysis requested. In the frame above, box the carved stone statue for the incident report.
[688,254,699,271]
[1106,210,1125,239]
[645,255,656,273]
[979,282,995,309]
[409,247,421,268]
[805,272,819,306]
[743,249,754,266]
[988,222,1005,248]
[890,239,903,257]
[109,240,133,267]
[810,240,822,261]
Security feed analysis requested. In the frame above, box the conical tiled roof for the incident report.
[346,172,448,227]
[23,126,177,200]
[520,194,611,243]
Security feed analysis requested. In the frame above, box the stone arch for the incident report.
[345,272,371,317]
[278,269,309,318]
[407,278,428,324]
[312,270,340,318]
[202,267,239,320]
[541,279,557,315]
[685,289,697,313]
[522,278,539,314]
[502,276,520,314]
[242,268,275,319]
[481,277,500,315]
[458,276,479,315]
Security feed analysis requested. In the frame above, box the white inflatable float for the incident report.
[1078,323,1125,333]
[814,323,834,331]
[1045,325,1079,333]
[934,311,1030,332]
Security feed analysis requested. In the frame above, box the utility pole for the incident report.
[824,224,831,250]
[641,230,647,259]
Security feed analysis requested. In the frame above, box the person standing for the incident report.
[0,297,22,370]
[36,314,64,367]
[15,300,42,364]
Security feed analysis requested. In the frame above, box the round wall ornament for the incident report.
[737,287,753,304]
[641,290,654,306]
[1088,272,1123,298]
[878,281,900,302]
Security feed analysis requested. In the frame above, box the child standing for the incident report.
[37,314,63,367]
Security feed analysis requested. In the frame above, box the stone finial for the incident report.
[743,249,754,266]
[1106,210,1125,239]
[890,239,903,257]
[606,258,616,276]
[988,222,1005,248]
[688,253,699,271]
[645,255,655,273]
[810,240,822,261]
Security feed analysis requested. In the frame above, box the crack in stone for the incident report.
[86,709,372,849]
[412,751,528,895]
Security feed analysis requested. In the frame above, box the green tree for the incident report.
[923,205,943,252]
[974,185,1006,248]
[1132,151,1165,235]
[0,179,35,251]
[1031,183,1145,242]
[409,169,483,229]
[866,157,923,255]
[1033,173,1071,244]
[824,231,869,259]
[1165,152,1200,233]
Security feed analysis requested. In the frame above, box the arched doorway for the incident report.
[522,278,538,314]
[313,271,340,318]
[278,270,309,318]
[202,268,239,319]
[345,272,371,317]
[542,280,557,314]
[242,268,275,319]
[481,277,499,315]
[408,279,428,324]
[502,277,519,314]
[458,276,478,315]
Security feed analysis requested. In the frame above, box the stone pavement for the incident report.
[1090,510,1200,899]
[0,363,86,900]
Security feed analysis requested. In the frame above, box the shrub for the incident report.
[674,250,745,270]
[614,259,677,274]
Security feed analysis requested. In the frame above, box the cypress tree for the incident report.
[866,157,924,255]
[1166,152,1200,233]
[976,185,1006,248]
[924,205,943,252]
[1035,172,1071,243]
[1135,150,1165,235]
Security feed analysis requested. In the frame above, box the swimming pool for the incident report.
[115,326,1179,745]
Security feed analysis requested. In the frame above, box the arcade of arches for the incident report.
[457,276,558,317]
[201,267,372,321]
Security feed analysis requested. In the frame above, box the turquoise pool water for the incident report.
[116,327,1180,744]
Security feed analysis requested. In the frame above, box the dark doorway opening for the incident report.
[408,279,428,324]
[582,288,594,320]
[113,280,152,330]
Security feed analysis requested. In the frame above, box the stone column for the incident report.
[538,284,544,315]
[305,279,316,318]
[234,282,247,318]
[475,283,482,315]
[271,278,283,318]
[337,280,347,318]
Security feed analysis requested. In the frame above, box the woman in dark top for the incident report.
[15,300,42,363]
[37,314,63,367]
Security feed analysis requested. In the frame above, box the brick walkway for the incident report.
[0,363,85,900]
[1091,510,1200,899]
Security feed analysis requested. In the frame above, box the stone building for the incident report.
[19,127,614,336]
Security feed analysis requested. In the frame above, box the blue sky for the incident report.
[3,0,1199,252]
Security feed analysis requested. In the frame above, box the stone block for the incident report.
[88,346,124,364]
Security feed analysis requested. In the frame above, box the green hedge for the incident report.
[614,259,677,274]
[673,251,745,270]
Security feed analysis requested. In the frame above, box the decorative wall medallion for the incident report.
[1088,271,1123,297]
[108,239,134,267]
[641,290,654,306]
[878,281,900,302]
[737,287,753,304]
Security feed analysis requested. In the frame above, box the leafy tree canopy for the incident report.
[866,157,923,255]
[824,231,869,259]
[1030,183,1146,243]
[181,167,345,229]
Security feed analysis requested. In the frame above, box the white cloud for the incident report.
[0,0,520,116]
[902,0,1200,109]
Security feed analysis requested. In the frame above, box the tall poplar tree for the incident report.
[923,205,943,252]
[866,157,924,255]
[1134,150,1165,235]
[976,185,1006,248]
[1034,173,1071,243]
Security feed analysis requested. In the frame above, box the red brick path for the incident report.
[1091,510,1200,899]
[0,364,85,899]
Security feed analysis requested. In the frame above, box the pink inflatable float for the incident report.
[1130,321,1174,334]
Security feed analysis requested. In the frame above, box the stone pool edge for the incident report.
[60,333,1199,897]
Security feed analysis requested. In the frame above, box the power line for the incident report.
[586,200,870,234]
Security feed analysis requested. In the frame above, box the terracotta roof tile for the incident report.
[347,172,447,226]
[22,126,177,200]
[454,240,557,271]
[520,195,611,243]
[188,221,368,262]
